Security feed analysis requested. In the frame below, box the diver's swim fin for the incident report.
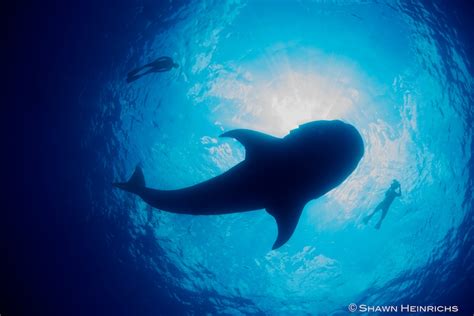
[266,201,305,250]
[113,166,145,194]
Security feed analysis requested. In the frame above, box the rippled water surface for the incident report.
[87,1,473,314]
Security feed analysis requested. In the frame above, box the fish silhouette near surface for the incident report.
[113,120,364,249]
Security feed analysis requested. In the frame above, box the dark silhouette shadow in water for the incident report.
[113,120,364,249]
[363,179,401,229]
[127,56,179,83]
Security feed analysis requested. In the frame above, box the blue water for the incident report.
[9,0,473,315]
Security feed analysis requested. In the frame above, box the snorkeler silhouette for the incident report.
[363,180,401,229]
[113,120,364,249]
[127,56,179,83]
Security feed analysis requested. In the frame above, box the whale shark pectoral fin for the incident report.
[267,202,305,250]
[220,129,280,160]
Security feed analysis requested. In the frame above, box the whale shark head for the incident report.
[289,120,364,159]
[284,120,364,197]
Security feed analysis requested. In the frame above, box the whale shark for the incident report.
[113,120,364,249]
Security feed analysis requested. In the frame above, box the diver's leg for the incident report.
[128,65,146,78]
[127,63,156,79]
[127,74,141,83]
[375,208,388,229]
[127,67,157,83]
[363,204,381,224]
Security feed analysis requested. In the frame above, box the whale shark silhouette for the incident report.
[113,120,364,249]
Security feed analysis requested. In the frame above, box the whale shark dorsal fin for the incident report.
[266,201,305,250]
[220,129,280,160]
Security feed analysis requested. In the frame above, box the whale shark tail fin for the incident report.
[113,166,145,194]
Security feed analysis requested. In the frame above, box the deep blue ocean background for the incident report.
[4,0,474,315]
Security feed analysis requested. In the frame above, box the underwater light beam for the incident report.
[214,66,362,137]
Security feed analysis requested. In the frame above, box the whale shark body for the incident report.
[114,120,364,249]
